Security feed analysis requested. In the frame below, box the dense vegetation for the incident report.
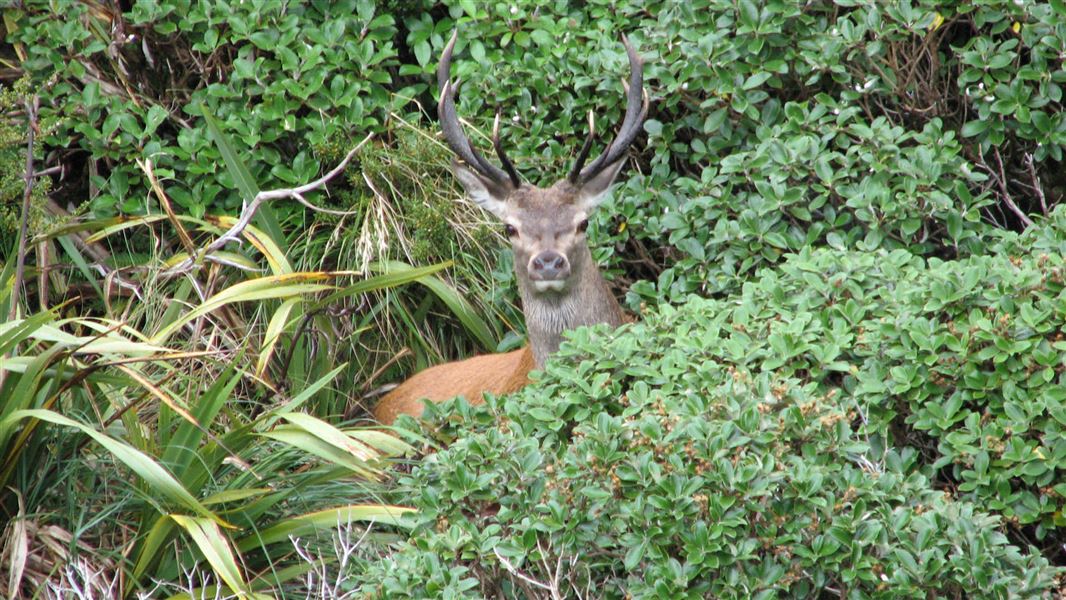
[2,0,1065,597]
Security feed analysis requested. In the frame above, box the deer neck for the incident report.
[517,247,623,368]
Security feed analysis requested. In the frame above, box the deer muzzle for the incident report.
[529,250,570,291]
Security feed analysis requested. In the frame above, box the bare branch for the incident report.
[1024,153,1048,217]
[161,133,374,277]
[10,95,38,323]
[289,191,364,217]
[991,147,1034,228]
[536,539,566,600]
[28,165,61,178]
[493,548,555,595]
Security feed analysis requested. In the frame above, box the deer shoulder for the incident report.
[372,31,648,426]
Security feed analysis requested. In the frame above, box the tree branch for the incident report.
[161,133,374,277]
[1024,152,1048,217]
[989,147,1031,228]
[10,95,39,323]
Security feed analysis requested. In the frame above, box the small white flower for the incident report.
[831,28,839,36]
[681,82,689,90]
[863,79,876,90]
[510,5,518,14]
[984,95,994,102]
[833,108,840,115]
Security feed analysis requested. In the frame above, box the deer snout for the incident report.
[529,250,570,282]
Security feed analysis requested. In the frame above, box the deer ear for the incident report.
[575,156,627,212]
[452,160,512,219]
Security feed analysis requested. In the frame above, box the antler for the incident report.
[568,34,649,185]
[438,30,522,189]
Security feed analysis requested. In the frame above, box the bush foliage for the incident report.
[5,0,1066,596]
[10,0,400,217]
[10,0,1066,287]
[355,215,1066,597]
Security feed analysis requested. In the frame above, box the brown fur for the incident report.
[372,347,535,425]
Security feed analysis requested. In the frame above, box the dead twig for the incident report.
[161,133,375,278]
[29,165,61,178]
[10,95,38,323]
[493,548,558,599]
[1024,153,1048,217]
[991,147,1034,228]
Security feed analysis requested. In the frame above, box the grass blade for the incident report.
[377,261,497,351]
[151,273,339,344]
[3,409,225,525]
[260,425,379,480]
[255,297,301,379]
[261,364,345,427]
[160,366,240,478]
[170,515,265,599]
[53,235,106,304]
[310,261,451,309]
[236,505,414,550]
[278,412,380,462]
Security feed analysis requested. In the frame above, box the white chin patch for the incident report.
[532,280,567,293]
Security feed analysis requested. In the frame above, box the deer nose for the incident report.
[529,251,570,281]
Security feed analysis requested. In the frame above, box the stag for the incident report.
[373,31,648,425]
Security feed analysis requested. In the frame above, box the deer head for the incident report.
[438,32,648,364]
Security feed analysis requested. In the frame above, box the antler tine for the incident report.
[567,110,597,183]
[575,33,649,184]
[493,109,522,188]
[437,30,517,188]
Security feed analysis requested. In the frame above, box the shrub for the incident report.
[354,206,1066,593]
[9,0,401,217]
[403,0,1065,300]
[856,231,1066,540]
[354,291,1059,598]
[10,0,1064,296]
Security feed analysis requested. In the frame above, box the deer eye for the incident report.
[577,219,589,233]
[503,224,518,237]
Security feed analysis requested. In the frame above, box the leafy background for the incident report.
[1,0,1065,597]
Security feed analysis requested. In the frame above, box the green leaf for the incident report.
[414,40,431,67]
[960,119,989,137]
[143,105,168,138]
[743,72,772,90]
[4,410,222,524]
